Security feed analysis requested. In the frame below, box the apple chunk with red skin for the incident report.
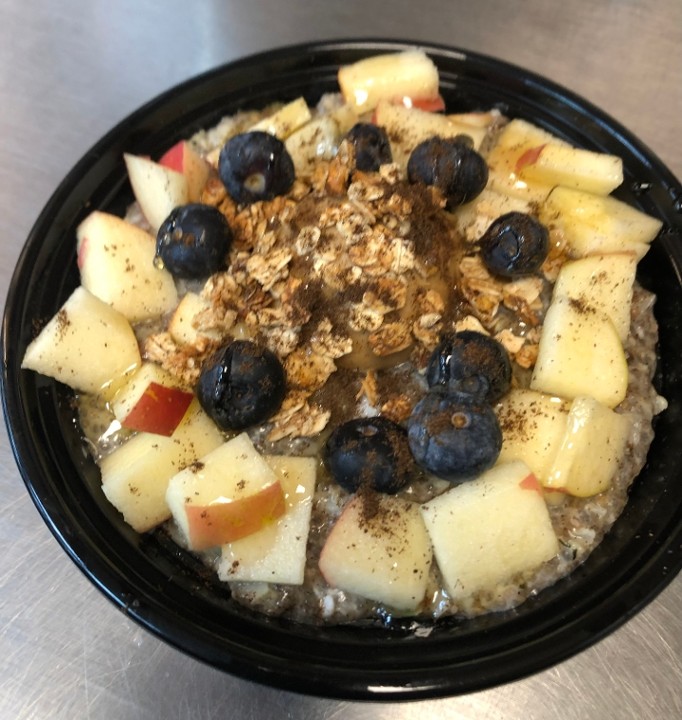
[420,461,558,602]
[158,140,211,202]
[338,50,440,114]
[101,400,224,533]
[319,493,433,612]
[166,433,286,551]
[218,455,317,585]
[111,362,194,436]
[76,210,178,323]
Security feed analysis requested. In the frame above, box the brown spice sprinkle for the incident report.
[144,137,559,441]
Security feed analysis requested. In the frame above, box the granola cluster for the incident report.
[143,138,556,440]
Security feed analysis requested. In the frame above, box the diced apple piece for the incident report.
[168,291,221,346]
[249,97,312,139]
[218,455,317,585]
[319,494,433,612]
[485,119,570,201]
[518,143,623,195]
[110,362,194,436]
[447,110,499,128]
[21,286,140,396]
[552,253,637,342]
[495,389,571,483]
[454,188,532,242]
[544,396,631,497]
[338,50,440,114]
[327,102,361,135]
[530,295,628,408]
[166,433,285,551]
[420,461,558,601]
[159,140,211,202]
[101,400,223,532]
[285,116,340,176]
[76,211,178,322]
[374,101,486,168]
[538,186,662,259]
[124,152,189,232]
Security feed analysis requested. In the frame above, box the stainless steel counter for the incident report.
[1,1,681,717]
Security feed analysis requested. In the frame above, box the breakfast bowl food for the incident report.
[3,40,682,700]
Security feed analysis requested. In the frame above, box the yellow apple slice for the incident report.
[218,455,317,585]
[530,295,628,408]
[124,152,189,232]
[539,186,662,259]
[338,50,440,114]
[495,389,571,483]
[21,286,140,396]
[101,400,224,532]
[166,433,285,551]
[285,116,340,176]
[319,493,433,612]
[545,396,632,496]
[249,97,312,139]
[552,253,637,342]
[454,188,532,242]
[517,143,623,195]
[374,100,486,168]
[168,291,221,347]
[420,461,558,602]
[76,211,178,323]
[485,119,570,201]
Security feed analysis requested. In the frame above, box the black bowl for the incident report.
[3,39,682,701]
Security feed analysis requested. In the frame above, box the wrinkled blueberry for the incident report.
[155,203,232,279]
[479,211,549,278]
[346,123,393,172]
[407,391,502,481]
[325,416,414,494]
[197,340,286,430]
[407,135,488,207]
[426,331,512,403]
[218,131,295,204]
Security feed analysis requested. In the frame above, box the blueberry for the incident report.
[197,340,286,430]
[426,331,512,403]
[407,135,488,207]
[324,416,414,494]
[407,391,502,481]
[346,123,392,172]
[218,131,295,204]
[155,203,232,279]
[478,211,549,278]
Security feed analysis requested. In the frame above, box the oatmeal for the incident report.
[21,50,666,626]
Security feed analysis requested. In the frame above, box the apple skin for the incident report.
[121,382,194,436]
[185,480,285,551]
[101,400,224,533]
[166,433,288,552]
[218,455,317,585]
[111,361,195,436]
[393,94,446,112]
[158,140,210,202]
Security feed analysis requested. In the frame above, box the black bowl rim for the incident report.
[2,38,682,702]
